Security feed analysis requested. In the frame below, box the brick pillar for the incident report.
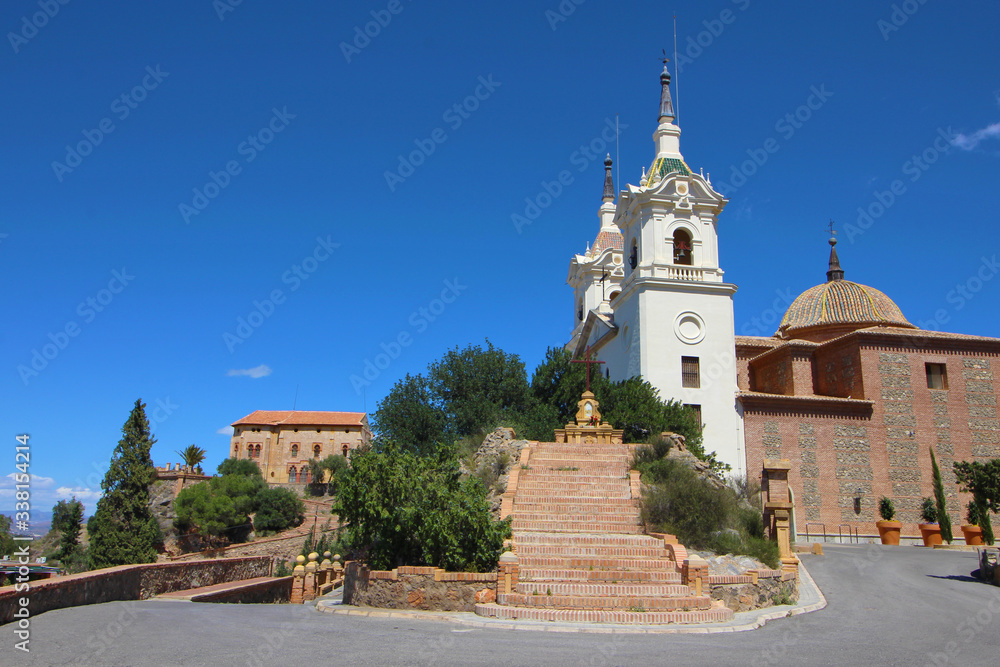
[303,552,319,601]
[318,551,332,588]
[290,555,306,604]
[682,556,708,596]
[763,459,799,578]
[498,551,519,599]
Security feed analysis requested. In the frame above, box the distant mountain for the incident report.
[1,510,53,537]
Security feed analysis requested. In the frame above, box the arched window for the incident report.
[289,466,297,483]
[233,444,239,457]
[629,239,637,270]
[290,444,298,458]
[609,290,620,302]
[577,299,583,322]
[255,445,262,458]
[342,444,349,457]
[313,444,321,459]
[304,468,311,484]
[673,229,692,265]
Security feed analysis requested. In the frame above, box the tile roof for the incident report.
[777,280,915,338]
[650,157,693,179]
[589,229,623,257]
[232,410,367,427]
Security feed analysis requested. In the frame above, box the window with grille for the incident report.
[682,356,700,388]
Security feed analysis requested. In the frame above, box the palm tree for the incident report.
[176,444,207,474]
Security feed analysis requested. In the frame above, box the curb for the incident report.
[314,561,827,634]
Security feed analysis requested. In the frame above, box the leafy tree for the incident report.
[52,497,85,561]
[89,400,162,569]
[321,455,350,495]
[217,457,262,478]
[174,458,267,542]
[954,459,1000,545]
[336,442,510,571]
[372,373,452,455]
[254,487,305,532]
[176,444,207,472]
[427,340,534,438]
[930,448,953,543]
[306,459,327,495]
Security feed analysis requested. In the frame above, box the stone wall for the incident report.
[343,563,496,612]
[0,556,270,624]
[709,570,798,613]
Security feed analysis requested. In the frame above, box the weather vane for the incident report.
[661,49,670,66]
[827,219,836,237]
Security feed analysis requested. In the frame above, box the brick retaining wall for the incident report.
[343,563,497,612]
[0,556,271,624]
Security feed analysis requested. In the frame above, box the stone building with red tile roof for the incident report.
[230,410,371,484]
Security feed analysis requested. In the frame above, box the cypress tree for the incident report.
[88,399,161,568]
[931,448,953,544]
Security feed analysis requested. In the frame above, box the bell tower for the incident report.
[567,61,743,472]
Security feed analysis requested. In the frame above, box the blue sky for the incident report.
[2,0,999,515]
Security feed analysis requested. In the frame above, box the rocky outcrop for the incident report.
[460,427,529,518]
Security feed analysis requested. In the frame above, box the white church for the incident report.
[566,62,745,474]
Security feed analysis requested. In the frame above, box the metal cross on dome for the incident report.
[572,345,605,393]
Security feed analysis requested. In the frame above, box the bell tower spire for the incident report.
[602,154,614,203]
[658,51,675,123]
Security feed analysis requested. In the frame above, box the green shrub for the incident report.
[920,497,938,524]
[254,487,305,533]
[878,497,896,521]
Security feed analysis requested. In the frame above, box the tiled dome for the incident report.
[777,279,915,339]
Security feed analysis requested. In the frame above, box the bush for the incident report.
[878,497,896,521]
[636,452,778,569]
[336,442,511,571]
[920,497,938,524]
[254,487,305,533]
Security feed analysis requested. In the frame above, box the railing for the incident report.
[838,524,860,544]
[804,522,827,543]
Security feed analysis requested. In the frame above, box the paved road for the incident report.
[6,545,1000,666]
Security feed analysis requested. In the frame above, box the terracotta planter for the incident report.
[919,523,943,547]
[877,520,902,545]
[961,524,984,546]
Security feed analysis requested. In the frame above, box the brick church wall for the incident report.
[743,335,1000,541]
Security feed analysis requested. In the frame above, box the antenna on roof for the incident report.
[292,384,298,411]
[673,15,680,125]
[615,113,620,196]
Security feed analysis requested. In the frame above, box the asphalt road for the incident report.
[5,545,1000,666]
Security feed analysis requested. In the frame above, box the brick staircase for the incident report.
[475,441,734,624]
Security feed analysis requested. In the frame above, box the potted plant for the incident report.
[918,497,943,547]
[877,496,902,545]
[961,501,985,546]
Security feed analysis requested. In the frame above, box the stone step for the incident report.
[519,474,629,483]
[513,513,640,524]
[497,592,712,611]
[517,556,676,570]
[474,603,734,624]
[511,521,643,533]
[517,481,630,491]
[514,532,664,547]
[518,568,681,583]
[515,544,673,558]
[514,492,633,502]
[516,581,690,597]
[512,503,637,514]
